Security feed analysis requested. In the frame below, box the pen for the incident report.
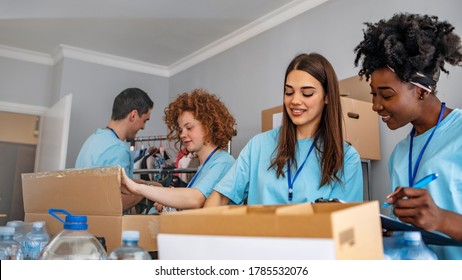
[381,173,439,208]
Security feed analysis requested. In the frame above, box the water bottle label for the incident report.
[23,240,48,259]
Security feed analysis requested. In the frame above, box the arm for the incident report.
[133,178,162,187]
[204,191,231,207]
[121,193,144,211]
[386,187,462,241]
[122,169,206,209]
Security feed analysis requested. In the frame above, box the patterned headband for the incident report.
[387,65,440,92]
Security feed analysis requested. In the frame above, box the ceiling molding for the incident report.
[54,45,170,77]
[169,0,328,76]
[0,100,47,116]
[0,0,327,77]
[0,44,53,65]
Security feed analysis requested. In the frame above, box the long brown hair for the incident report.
[269,53,344,186]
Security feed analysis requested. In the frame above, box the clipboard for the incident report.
[381,214,462,247]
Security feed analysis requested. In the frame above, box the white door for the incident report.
[35,94,72,172]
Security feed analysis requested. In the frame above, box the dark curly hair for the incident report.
[354,13,462,92]
[163,88,236,150]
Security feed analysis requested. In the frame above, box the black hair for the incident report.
[354,13,462,90]
[111,88,154,120]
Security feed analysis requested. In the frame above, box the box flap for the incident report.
[22,166,123,216]
[159,202,383,259]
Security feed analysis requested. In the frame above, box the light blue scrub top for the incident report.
[188,150,234,198]
[389,108,462,260]
[214,127,363,205]
[75,128,134,177]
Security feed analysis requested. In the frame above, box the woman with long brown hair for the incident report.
[205,53,363,206]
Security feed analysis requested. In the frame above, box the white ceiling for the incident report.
[0,0,327,76]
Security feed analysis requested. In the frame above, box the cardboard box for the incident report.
[158,202,383,259]
[22,166,159,252]
[341,97,380,160]
[261,97,380,160]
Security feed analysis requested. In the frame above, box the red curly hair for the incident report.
[163,88,236,150]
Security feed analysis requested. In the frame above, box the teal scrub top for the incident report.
[214,127,363,205]
[389,108,462,260]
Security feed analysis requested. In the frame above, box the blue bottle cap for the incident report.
[48,208,88,230]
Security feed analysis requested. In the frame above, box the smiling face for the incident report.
[177,111,207,154]
[284,70,326,138]
[370,67,421,130]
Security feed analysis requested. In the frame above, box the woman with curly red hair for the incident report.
[121,88,236,211]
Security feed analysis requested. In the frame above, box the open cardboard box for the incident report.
[22,166,159,253]
[159,202,383,259]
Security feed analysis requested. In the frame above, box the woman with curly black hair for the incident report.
[121,88,236,211]
[354,13,462,259]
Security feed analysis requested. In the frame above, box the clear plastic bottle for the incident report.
[6,220,27,255]
[382,231,404,260]
[0,226,24,260]
[6,220,25,241]
[108,230,151,260]
[23,221,50,260]
[398,231,438,260]
[40,208,107,260]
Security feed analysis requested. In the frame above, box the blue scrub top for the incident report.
[215,127,363,205]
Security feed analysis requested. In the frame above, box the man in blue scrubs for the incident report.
[76,88,153,211]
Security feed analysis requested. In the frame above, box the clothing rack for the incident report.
[130,135,168,142]
[126,135,168,150]
[133,167,197,175]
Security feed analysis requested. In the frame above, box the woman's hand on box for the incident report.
[120,168,138,194]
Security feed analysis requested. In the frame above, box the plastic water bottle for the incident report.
[398,231,438,260]
[382,231,403,260]
[40,208,107,260]
[23,221,50,260]
[6,220,28,254]
[0,226,24,260]
[6,220,26,242]
[108,230,151,260]
[96,236,107,253]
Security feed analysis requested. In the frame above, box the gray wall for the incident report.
[0,56,169,169]
[0,56,54,107]
[169,0,462,210]
[57,58,169,168]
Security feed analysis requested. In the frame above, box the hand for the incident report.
[154,202,164,213]
[120,168,139,195]
[120,183,133,195]
[388,186,443,231]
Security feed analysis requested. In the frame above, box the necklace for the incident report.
[408,102,445,186]
[287,142,315,202]
[187,147,220,188]
[106,126,119,139]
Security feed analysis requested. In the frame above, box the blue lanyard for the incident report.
[287,142,315,202]
[106,126,119,139]
[408,102,445,186]
[187,147,220,188]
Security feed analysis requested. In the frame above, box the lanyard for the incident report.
[187,147,220,188]
[408,102,445,186]
[106,126,119,139]
[287,142,315,202]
